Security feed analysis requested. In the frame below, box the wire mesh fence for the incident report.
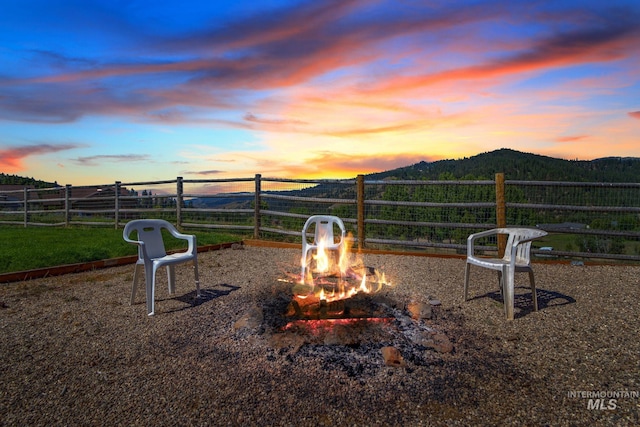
[505,181,640,261]
[1,175,639,262]
[258,177,357,241]
[180,178,255,235]
[360,180,497,254]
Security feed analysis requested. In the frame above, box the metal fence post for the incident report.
[176,177,183,228]
[114,181,121,229]
[65,185,71,227]
[357,174,365,250]
[495,173,506,257]
[254,174,261,239]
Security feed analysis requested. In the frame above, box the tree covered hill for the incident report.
[368,149,640,182]
[0,173,59,188]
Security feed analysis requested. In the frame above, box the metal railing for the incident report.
[1,174,639,262]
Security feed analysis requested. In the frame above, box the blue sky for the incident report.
[1,0,639,185]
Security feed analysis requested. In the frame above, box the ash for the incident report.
[255,290,454,378]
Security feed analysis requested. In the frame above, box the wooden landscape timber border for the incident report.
[0,241,241,284]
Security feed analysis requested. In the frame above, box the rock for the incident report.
[407,301,432,320]
[409,330,436,347]
[381,346,406,367]
[233,306,263,330]
[423,333,454,353]
[324,324,359,346]
[270,332,306,353]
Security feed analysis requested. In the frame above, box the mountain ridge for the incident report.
[366,148,640,182]
[2,149,639,187]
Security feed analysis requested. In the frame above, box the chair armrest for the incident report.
[509,232,547,249]
[165,227,197,255]
[123,235,141,245]
[122,234,151,260]
[467,228,502,257]
[467,228,500,242]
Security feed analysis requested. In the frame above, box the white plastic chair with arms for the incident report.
[123,219,200,316]
[301,215,346,279]
[464,227,547,320]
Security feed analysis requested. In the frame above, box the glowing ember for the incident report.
[283,317,394,336]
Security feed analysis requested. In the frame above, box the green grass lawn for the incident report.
[0,226,245,274]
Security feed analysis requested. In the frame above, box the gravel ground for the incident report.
[1,244,639,426]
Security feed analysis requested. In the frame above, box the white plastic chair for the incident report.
[123,219,200,316]
[301,215,346,278]
[464,227,547,320]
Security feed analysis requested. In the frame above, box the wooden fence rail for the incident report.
[1,174,639,262]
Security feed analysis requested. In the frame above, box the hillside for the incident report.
[0,173,58,188]
[368,149,640,182]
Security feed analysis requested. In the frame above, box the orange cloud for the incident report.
[243,151,435,179]
[628,111,640,119]
[0,143,82,171]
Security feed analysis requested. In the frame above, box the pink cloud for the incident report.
[628,111,640,119]
[243,113,307,126]
[192,170,225,176]
[371,18,640,95]
[71,154,151,166]
[555,135,588,143]
[1,0,638,166]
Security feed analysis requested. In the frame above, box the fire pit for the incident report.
[245,233,455,372]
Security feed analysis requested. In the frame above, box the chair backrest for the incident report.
[501,228,547,265]
[123,219,173,260]
[302,215,345,248]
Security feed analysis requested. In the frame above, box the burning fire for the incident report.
[294,232,392,304]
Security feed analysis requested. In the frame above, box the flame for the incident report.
[359,273,368,293]
[338,233,352,277]
[302,259,314,285]
[295,230,392,304]
[313,239,330,273]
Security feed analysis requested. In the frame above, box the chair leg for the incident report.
[131,263,142,305]
[463,263,471,301]
[528,270,538,311]
[146,263,156,316]
[301,249,311,281]
[503,267,515,321]
[167,266,176,294]
[193,258,201,298]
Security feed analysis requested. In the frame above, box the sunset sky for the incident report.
[1,0,639,186]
